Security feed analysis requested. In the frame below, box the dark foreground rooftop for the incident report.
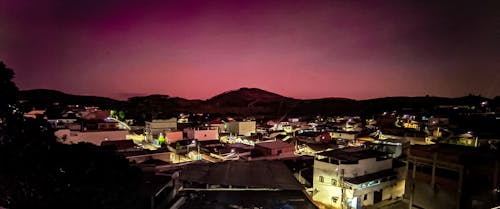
[179,190,317,209]
[180,160,303,190]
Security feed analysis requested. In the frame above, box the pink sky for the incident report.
[1,0,499,100]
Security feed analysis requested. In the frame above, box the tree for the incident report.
[0,62,19,127]
[0,61,143,209]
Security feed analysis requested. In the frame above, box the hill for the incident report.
[18,88,497,119]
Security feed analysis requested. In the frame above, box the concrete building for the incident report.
[184,127,219,141]
[312,148,406,209]
[254,140,295,156]
[165,131,183,144]
[227,121,256,136]
[145,118,177,136]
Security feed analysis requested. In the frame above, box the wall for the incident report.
[238,121,256,136]
[313,160,343,207]
[341,158,392,178]
[313,158,399,208]
[166,131,183,143]
[56,129,128,145]
[228,121,256,136]
[329,132,356,140]
[146,118,177,135]
[185,129,219,141]
[255,143,295,156]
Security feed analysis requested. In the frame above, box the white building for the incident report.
[312,148,406,208]
[227,121,256,136]
[145,118,177,136]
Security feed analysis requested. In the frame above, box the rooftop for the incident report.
[317,148,388,162]
[345,169,396,185]
[255,140,294,150]
[179,161,303,190]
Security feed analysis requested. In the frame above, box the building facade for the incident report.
[227,121,256,136]
[312,148,406,208]
[145,118,177,136]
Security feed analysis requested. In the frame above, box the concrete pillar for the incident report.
[431,152,437,187]
[457,166,463,209]
[494,160,499,189]
[409,160,416,209]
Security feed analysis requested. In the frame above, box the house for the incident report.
[254,140,295,156]
[227,121,256,136]
[145,118,177,136]
[312,148,406,208]
[184,127,219,141]
[165,131,183,144]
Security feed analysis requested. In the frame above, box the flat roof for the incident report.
[345,169,396,185]
[317,148,387,162]
[178,190,317,209]
[255,140,294,150]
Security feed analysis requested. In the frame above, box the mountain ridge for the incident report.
[18,88,498,119]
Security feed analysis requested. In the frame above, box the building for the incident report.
[184,128,219,141]
[55,129,129,145]
[145,118,177,136]
[254,140,295,156]
[227,121,256,136]
[165,131,183,144]
[176,161,316,209]
[80,110,110,121]
[209,120,226,133]
[312,148,406,208]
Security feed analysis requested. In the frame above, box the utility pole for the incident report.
[339,160,345,209]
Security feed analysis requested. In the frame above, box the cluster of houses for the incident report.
[23,102,500,209]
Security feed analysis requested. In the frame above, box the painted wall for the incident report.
[166,131,183,143]
[185,129,219,141]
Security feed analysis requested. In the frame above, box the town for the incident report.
[16,87,500,209]
[2,1,499,209]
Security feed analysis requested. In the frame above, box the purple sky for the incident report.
[1,0,499,100]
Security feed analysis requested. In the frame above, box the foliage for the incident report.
[0,61,143,209]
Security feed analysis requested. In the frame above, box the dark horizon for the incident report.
[19,87,499,102]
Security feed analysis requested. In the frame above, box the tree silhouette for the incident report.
[0,61,143,209]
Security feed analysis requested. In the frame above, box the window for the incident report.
[331,179,337,186]
[319,176,324,183]
[364,194,367,201]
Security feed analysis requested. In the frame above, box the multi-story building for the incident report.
[227,121,256,136]
[312,148,406,209]
[145,118,177,136]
